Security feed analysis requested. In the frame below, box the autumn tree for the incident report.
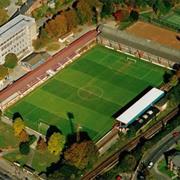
[0,8,9,26]
[63,9,79,31]
[55,14,68,36]
[76,0,93,24]
[19,129,29,142]
[45,19,59,39]
[37,136,47,151]
[13,117,25,137]
[64,140,99,169]
[48,132,65,155]
[0,65,8,80]
[45,13,68,39]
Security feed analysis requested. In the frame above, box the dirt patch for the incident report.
[126,21,180,50]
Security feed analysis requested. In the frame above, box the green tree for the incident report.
[0,65,8,80]
[19,142,30,155]
[119,154,137,172]
[129,10,139,22]
[101,1,114,18]
[48,132,65,155]
[0,0,10,8]
[64,140,99,169]
[4,53,18,69]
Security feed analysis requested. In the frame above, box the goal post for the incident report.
[126,57,137,63]
[38,120,50,134]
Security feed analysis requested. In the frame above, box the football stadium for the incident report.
[6,45,165,141]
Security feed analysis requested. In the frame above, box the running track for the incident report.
[0,30,98,102]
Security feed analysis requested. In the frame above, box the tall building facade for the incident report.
[0,15,37,64]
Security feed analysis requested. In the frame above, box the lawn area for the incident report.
[0,121,59,172]
[6,45,165,141]
[158,159,175,178]
[0,121,19,149]
[140,10,180,31]
[4,149,59,172]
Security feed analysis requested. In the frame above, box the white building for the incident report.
[0,15,37,64]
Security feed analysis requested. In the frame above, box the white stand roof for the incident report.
[116,88,164,125]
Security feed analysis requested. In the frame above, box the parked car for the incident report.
[147,161,153,169]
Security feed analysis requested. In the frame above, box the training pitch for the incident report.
[6,45,165,141]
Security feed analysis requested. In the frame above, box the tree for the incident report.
[45,13,68,39]
[129,10,139,22]
[101,1,114,18]
[19,142,30,155]
[48,132,65,155]
[33,29,52,50]
[64,10,79,31]
[4,53,18,69]
[13,117,25,136]
[169,75,179,87]
[0,8,9,26]
[64,140,99,169]
[119,154,137,172]
[113,10,124,21]
[37,136,47,151]
[0,0,10,9]
[19,130,29,142]
[0,65,8,80]
[76,0,93,24]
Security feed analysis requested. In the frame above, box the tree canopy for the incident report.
[0,65,8,81]
[48,132,65,155]
[19,142,30,155]
[13,117,25,137]
[4,53,18,69]
[0,8,9,26]
[64,140,99,169]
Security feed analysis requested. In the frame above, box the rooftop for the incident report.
[98,24,180,63]
[21,52,49,66]
[116,88,164,125]
[0,14,35,41]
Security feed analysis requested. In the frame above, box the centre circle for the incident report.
[78,86,103,100]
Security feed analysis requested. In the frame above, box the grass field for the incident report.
[140,10,180,31]
[6,45,165,141]
[165,13,180,26]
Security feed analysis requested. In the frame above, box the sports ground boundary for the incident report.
[0,30,98,110]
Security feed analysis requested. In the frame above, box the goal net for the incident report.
[38,121,50,134]
[126,57,137,63]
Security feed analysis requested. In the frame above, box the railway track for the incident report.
[82,106,179,180]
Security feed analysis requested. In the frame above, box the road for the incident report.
[0,169,12,180]
[82,107,179,180]
[134,126,180,180]
[0,157,39,180]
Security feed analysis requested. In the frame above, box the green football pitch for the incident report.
[6,45,165,141]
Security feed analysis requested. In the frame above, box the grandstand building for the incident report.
[97,25,180,69]
[0,15,37,64]
[115,88,165,128]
